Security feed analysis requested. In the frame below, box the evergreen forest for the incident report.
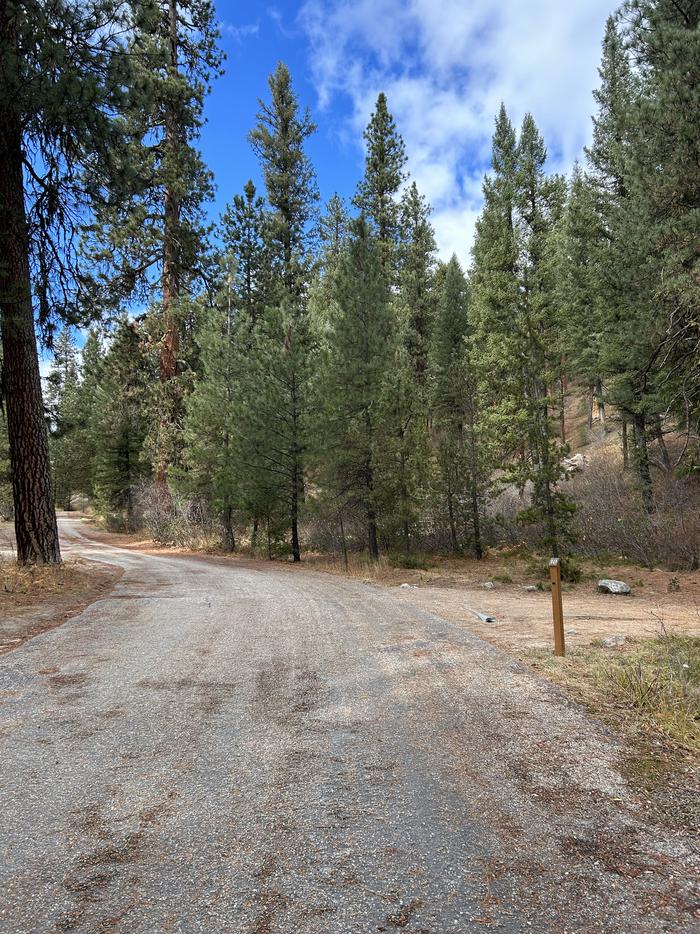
[1,0,699,571]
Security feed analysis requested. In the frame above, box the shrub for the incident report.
[388,552,429,570]
[568,451,700,570]
[136,483,224,549]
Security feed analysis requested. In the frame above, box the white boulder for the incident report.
[597,579,631,595]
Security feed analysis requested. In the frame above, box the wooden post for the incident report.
[549,557,565,657]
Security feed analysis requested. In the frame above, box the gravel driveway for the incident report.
[0,518,696,932]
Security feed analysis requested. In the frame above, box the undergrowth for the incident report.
[0,556,87,596]
[526,631,700,759]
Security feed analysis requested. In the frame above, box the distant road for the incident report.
[0,517,694,932]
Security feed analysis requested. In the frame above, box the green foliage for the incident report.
[91,319,152,529]
[430,256,488,556]
[317,218,394,559]
[249,62,318,301]
[85,0,223,308]
[242,62,319,561]
[183,287,240,549]
[398,183,437,384]
[471,106,572,554]
[220,181,270,325]
[46,330,86,509]
[5,12,697,570]
[388,552,430,571]
[354,92,407,279]
[376,343,430,550]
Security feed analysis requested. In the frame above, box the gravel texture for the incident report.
[0,518,697,933]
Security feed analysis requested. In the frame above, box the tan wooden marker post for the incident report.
[549,557,565,657]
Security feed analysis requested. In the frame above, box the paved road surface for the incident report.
[0,518,695,932]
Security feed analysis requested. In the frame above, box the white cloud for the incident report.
[299,0,617,262]
[221,21,260,42]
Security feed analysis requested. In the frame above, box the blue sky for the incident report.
[205,0,619,262]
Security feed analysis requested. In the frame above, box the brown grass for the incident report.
[0,554,121,654]
[0,556,93,598]
[525,632,700,760]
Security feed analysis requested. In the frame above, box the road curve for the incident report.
[0,518,695,932]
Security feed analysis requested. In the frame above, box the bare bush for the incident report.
[136,482,224,549]
[568,452,700,570]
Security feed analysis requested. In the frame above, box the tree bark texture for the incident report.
[0,70,61,564]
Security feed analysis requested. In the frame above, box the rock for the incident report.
[522,585,539,592]
[566,629,579,635]
[399,583,416,589]
[562,453,589,474]
[602,634,627,647]
[482,581,496,589]
[597,579,631,595]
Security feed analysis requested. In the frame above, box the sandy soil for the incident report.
[296,551,700,654]
[386,570,699,654]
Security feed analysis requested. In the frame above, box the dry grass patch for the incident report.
[0,555,121,653]
[525,631,700,761]
[0,557,91,598]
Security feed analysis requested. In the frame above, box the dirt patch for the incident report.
[381,563,700,654]
[384,898,425,929]
[0,549,122,654]
[48,672,92,689]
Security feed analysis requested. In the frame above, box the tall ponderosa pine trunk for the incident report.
[464,406,483,560]
[156,0,181,486]
[0,103,61,564]
[290,370,302,562]
[632,411,655,514]
[222,504,235,552]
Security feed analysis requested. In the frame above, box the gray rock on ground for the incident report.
[597,579,631,595]
[602,634,627,647]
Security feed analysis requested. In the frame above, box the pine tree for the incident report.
[184,271,240,551]
[398,182,437,385]
[470,105,522,469]
[0,0,134,563]
[241,62,319,562]
[72,329,104,502]
[557,164,607,431]
[585,16,659,511]
[376,343,429,553]
[472,107,570,554]
[318,194,350,264]
[515,115,569,551]
[354,93,407,280]
[86,0,223,486]
[308,194,350,334]
[623,0,700,438]
[46,330,82,511]
[92,319,151,530]
[220,181,270,326]
[430,257,486,556]
[319,218,394,560]
[249,62,318,301]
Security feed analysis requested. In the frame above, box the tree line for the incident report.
[0,0,698,565]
